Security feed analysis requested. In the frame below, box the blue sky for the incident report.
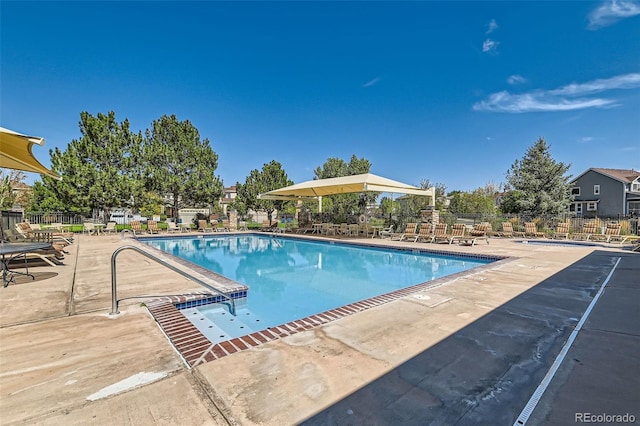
[2,1,639,191]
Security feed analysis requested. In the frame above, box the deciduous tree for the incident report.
[235,160,293,225]
[313,155,373,220]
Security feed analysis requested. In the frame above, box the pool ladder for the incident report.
[110,245,236,316]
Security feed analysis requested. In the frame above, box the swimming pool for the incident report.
[142,234,494,344]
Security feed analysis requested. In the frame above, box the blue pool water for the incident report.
[143,235,492,343]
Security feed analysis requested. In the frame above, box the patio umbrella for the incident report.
[0,127,61,180]
[1,127,60,242]
[258,173,435,212]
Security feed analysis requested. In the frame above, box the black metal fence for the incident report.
[24,212,86,225]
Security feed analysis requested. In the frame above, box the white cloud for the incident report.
[486,19,498,34]
[588,0,640,29]
[507,75,527,85]
[482,39,499,53]
[363,77,381,87]
[550,73,640,96]
[473,73,640,113]
[579,136,594,143]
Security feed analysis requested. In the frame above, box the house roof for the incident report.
[571,168,640,184]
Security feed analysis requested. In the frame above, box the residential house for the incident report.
[220,186,236,215]
[569,168,640,217]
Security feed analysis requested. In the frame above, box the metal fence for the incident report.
[24,212,86,225]
[398,212,639,236]
[307,210,639,236]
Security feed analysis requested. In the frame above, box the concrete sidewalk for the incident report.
[0,233,637,425]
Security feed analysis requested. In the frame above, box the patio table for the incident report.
[92,224,105,235]
[370,225,383,238]
[1,242,52,287]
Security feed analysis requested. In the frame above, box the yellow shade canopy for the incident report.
[258,172,435,211]
[0,127,61,180]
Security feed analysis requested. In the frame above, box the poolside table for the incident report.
[1,242,52,287]
[92,223,105,235]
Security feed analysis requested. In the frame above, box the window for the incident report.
[587,202,597,211]
[632,182,640,192]
[570,203,583,215]
[571,187,580,196]
[594,185,600,195]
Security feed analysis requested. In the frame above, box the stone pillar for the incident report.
[421,209,439,232]
[228,209,238,231]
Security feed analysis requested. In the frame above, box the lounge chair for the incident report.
[523,222,544,238]
[197,220,215,233]
[455,223,491,246]
[101,222,117,235]
[295,224,313,234]
[218,219,231,232]
[430,223,449,244]
[346,223,360,237]
[50,223,75,239]
[2,231,65,269]
[497,222,514,238]
[260,222,280,233]
[572,222,598,241]
[414,224,434,243]
[590,222,621,243]
[16,222,73,246]
[167,221,180,233]
[130,220,143,235]
[35,223,75,242]
[379,225,394,239]
[319,223,335,236]
[394,223,418,241]
[552,222,570,240]
[447,223,468,245]
[82,222,96,235]
[610,232,638,245]
[147,220,160,234]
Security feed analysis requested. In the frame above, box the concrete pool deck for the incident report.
[0,233,638,425]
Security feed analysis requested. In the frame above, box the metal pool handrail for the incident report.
[110,245,236,316]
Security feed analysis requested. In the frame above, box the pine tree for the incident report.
[31,111,145,217]
[143,115,223,222]
[505,138,571,216]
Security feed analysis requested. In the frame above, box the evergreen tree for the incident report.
[143,115,223,221]
[505,138,571,216]
[31,111,145,218]
[235,160,293,225]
